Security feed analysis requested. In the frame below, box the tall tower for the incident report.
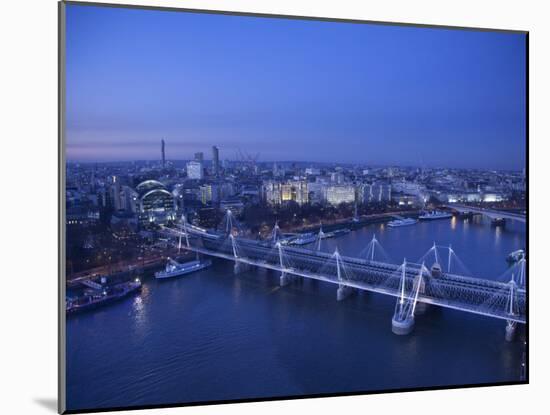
[161,139,166,168]
[212,145,220,177]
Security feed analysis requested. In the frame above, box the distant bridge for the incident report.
[445,204,526,223]
[163,211,526,340]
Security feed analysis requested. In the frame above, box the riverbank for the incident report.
[291,210,421,234]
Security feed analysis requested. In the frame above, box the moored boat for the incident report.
[66,279,142,315]
[291,233,317,245]
[333,228,351,237]
[320,231,335,239]
[388,218,418,227]
[506,249,525,263]
[419,211,453,220]
[155,256,212,279]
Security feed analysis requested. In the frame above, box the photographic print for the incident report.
[60,2,527,413]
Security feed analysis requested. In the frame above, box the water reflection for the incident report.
[495,225,502,246]
[131,285,149,334]
[451,216,457,230]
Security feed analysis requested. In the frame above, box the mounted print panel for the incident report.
[59,1,528,413]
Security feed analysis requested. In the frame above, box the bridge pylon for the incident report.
[369,234,377,262]
[277,242,291,286]
[505,277,518,342]
[392,260,424,335]
[230,234,247,274]
[230,234,238,259]
[518,258,526,287]
[335,247,354,301]
[223,209,242,236]
[271,221,281,245]
[447,244,453,273]
[181,214,190,248]
[316,223,325,252]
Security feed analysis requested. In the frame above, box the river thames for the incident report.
[66,215,526,411]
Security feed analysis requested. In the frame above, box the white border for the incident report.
[2,1,547,414]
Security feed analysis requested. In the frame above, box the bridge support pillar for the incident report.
[491,218,506,227]
[280,272,291,286]
[414,302,429,315]
[392,261,424,335]
[337,284,355,301]
[392,315,415,335]
[233,262,249,274]
[505,320,517,342]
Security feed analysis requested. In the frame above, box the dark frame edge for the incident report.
[62,0,528,35]
[524,31,530,384]
[58,1,67,414]
[63,380,528,414]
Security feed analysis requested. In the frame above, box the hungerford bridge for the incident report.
[445,204,526,224]
[162,211,526,341]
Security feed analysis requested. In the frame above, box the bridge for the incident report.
[445,204,526,223]
[164,211,526,341]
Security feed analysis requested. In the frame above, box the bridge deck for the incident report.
[176,230,526,324]
[446,204,526,223]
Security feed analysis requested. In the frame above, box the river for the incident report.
[66,214,526,411]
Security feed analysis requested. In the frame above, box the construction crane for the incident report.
[235,148,260,170]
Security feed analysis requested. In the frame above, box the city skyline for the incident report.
[66,140,526,173]
[66,4,526,169]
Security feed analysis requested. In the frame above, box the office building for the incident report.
[187,160,204,180]
[212,146,220,177]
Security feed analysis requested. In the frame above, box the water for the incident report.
[66,215,526,411]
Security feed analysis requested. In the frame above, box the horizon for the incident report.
[66,4,527,170]
[66,155,524,173]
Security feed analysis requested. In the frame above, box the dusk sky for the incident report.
[66,4,526,170]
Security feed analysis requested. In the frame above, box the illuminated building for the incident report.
[359,183,392,203]
[263,180,308,206]
[136,180,176,225]
[326,185,356,206]
[200,184,221,205]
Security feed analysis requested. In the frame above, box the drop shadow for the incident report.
[34,398,57,413]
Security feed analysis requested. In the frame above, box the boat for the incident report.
[155,256,212,279]
[506,249,525,263]
[332,228,351,237]
[388,218,418,227]
[418,211,453,221]
[320,231,335,239]
[291,233,317,245]
[277,235,295,245]
[66,279,142,315]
